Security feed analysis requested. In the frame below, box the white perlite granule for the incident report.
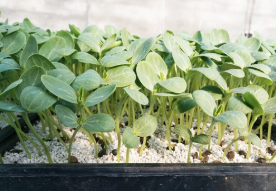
[2,118,276,164]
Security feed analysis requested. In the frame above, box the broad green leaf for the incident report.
[235,49,252,67]
[16,66,45,99]
[214,111,247,129]
[243,92,264,115]
[247,64,271,74]
[129,38,146,54]
[69,24,81,37]
[174,125,192,140]
[188,67,216,80]
[0,101,26,112]
[132,37,155,65]
[100,55,130,67]
[251,52,269,61]
[269,72,276,82]
[221,69,245,78]
[54,99,76,113]
[243,37,261,52]
[83,113,115,132]
[213,70,228,90]
[172,45,191,73]
[32,34,50,44]
[219,43,244,54]
[22,18,36,32]
[228,96,253,114]
[25,54,55,72]
[114,51,133,60]
[262,97,276,114]
[105,46,125,56]
[137,61,159,91]
[52,62,69,70]
[244,133,261,147]
[72,69,101,91]
[163,30,175,52]
[41,75,78,103]
[84,84,116,107]
[55,105,78,128]
[228,52,245,68]
[173,36,193,56]
[146,52,168,76]
[0,79,22,98]
[195,53,222,61]
[0,59,20,72]
[82,25,103,35]
[200,85,224,100]
[133,115,157,137]
[123,88,148,105]
[101,33,117,52]
[105,66,136,87]
[71,52,99,65]
[56,30,75,49]
[0,53,10,61]
[192,90,217,117]
[171,96,197,114]
[191,134,209,145]
[47,69,75,85]
[20,86,56,112]
[247,68,273,85]
[210,28,230,45]
[229,87,254,94]
[104,25,118,36]
[1,31,26,54]
[121,28,130,50]
[54,48,76,57]
[20,35,38,67]
[78,33,100,52]
[123,127,139,148]
[39,36,66,61]
[247,85,269,104]
[159,77,186,93]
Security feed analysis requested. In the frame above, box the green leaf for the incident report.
[132,37,155,65]
[56,30,75,49]
[133,115,157,137]
[195,53,222,61]
[243,92,264,115]
[188,67,216,80]
[146,52,168,76]
[121,28,130,50]
[219,43,244,54]
[192,90,217,117]
[101,33,117,52]
[16,66,45,99]
[20,35,38,67]
[39,36,66,62]
[163,30,175,52]
[20,86,56,112]
[200,85,224,100]
[123,127,139,148]
[25,54,56,72]
[69,24,81,37]
[214,111,247,129]
[235,49,252,67]
[0,59,20,72]
[41,75,78,103]
[100,55,130,67]
[105,46,125,56]
[123,88,148,105]
[247,64,271,74]
[221,69,245,78]
[47,69,75,85]
[105,66,136,87]
[22,18,36,32]
[114,51,133,60]
[174,125,192,140]
[229,87,254,94]
[171,96,197,114]
[154,92,189,97]
[0,101,26,112]
[83,113,115,132]
[247,85,269,104]
[137,61,160,91]
[244,133,261,147]
[54,99,76,113]
[228,96,253,114]
[84,84,116,107]
[159,77,186,93]
[251,52,269,61]
[78,33,100,52]
[71,52,99,65]
[243,37,261,52]
[210,28,230,45]
[191,134,209,145]
[173,36,193,56]
[172,45,191,73]
[262,97,276,114]
[52,62,69,70]
[0,79,22,98]
[72,69,102,91]
[55,105,78,128]
[228,52,245,68]
[1,31,26,54]
[54,48,76,57]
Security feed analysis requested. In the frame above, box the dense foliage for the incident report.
[0,16,276,164]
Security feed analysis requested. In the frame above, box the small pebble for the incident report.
[257,158,266,163]
[238,150,247,158]
[70,156,78,163]
[240,137,245,141]
[111,149,117,156]
[267,147,276,155]
[213,160,221,163]
[193,152,198,159]
[10,149,23,154]
[220,141,225,147]
[202,151,211,157]
[227,151,235,161]
[98,149,107,158]
[202,156,209,163]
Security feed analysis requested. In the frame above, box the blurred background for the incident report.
[0,0,275,40]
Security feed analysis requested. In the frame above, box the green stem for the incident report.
[22,112,53,163]
[187,142,192,163]
[89,132,98,158]
[38,113,46,134]
[269,151,276,162]
[246,114,258,159]
[126,148,130,163]
[267,114,274,147]
[68,126,81,163]
[222,136,243,160]
[234,129,238,152]
[165,111,174,152]
[80,128,93,144]
[101,133,108,150]
[139,136,147,156]
[207,119,216,151]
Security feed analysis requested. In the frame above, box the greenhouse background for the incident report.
[1,0,275,40]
